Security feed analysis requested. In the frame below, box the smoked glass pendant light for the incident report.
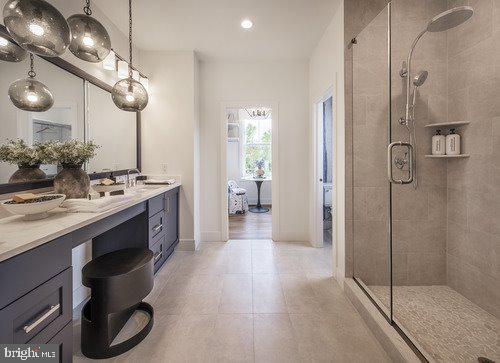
[111,0,148,112]
[0,24,27,62]
[68,0,111,63]
[3,0,71,57]
[8,53,53,112]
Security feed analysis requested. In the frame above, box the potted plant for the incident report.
[51,140,99,199]
[0,139,54,183]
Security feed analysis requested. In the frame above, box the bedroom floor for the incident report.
[229,206,272,239]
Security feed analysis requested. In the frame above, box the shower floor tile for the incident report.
[369,285,499,362]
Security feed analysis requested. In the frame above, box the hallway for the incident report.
[73,240,389,362]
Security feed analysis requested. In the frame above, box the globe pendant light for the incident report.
[111,0,148,112]
[3,0,71,57]
[67,0,111,63]
[0,24,28,62]
[8,53,53,112]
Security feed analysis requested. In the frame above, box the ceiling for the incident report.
[93,0,339,61]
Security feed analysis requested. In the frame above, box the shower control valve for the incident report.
[394,154,408,170]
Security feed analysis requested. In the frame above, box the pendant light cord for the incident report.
[28,53,36,78]
[128,0,133,79]
[84,0,92,16]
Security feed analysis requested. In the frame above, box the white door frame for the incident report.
[220,101,280,242]
[312,88,334,248]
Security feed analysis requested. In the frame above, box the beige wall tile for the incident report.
[447,0,494,56]
[407,252,446,285]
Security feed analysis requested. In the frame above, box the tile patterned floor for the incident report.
[370,285,500,362]
[73,240,390,362]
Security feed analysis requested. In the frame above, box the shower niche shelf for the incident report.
[424,121,469,128]
[425,154,470,158]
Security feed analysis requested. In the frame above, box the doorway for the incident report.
[313,90,334,248]
[220,103,279,241]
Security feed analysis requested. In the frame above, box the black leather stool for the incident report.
[81,248,154,359]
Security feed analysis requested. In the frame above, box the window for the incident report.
[240,109,272,178]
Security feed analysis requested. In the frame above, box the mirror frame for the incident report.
[0,38,141,195]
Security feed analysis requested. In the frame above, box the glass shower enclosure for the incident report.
[351,1,499,362]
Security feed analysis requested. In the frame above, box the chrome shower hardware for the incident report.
[399,6,473,189]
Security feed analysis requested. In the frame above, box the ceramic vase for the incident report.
[9,165,46,183]
[54,164,90,199]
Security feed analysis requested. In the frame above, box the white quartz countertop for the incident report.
[0,183,181,263]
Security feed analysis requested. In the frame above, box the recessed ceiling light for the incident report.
[241,19,253,29]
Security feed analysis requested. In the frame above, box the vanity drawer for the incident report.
[150,235,167,273]
[30,322,72,363]
[0,234,71,309]
[148,194,164,216]
[148,211,165,240]
[164,192,179,244]
[48,322,72,363]
[0,268,72,344]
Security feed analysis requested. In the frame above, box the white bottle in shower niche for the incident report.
[446,129,461,155]
[432,129,446,155]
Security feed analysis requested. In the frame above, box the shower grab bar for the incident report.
[387,141,414,184]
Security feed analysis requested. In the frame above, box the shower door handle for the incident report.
[387,141,414,184]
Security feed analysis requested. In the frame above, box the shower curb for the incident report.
[344,278,421,363]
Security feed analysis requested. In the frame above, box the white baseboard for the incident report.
[201,231,222,242]
[177,239,197,251]
[73,285,90,309]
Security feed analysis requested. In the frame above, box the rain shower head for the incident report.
[413,71,428,87]
[426,6,474,32]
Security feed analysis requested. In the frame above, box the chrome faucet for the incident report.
[126,169,141,188]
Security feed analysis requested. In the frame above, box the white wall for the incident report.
[139,51,199,249]
[199,61,309,242]
[308,2,345,279]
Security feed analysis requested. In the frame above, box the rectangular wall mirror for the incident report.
[86,82,137,174]
[0,54,140,194]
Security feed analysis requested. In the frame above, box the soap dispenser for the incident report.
[446,128,461,155]
[432,129,446,155]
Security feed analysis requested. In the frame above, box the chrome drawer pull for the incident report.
[153,223,162,232]
[154,251,163,262]
[23,303,60,334]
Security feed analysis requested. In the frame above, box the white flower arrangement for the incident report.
[50,140,100,166]
[0,139,100,168]
[0,139,55,167]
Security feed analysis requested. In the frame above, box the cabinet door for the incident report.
[164,192,179,244]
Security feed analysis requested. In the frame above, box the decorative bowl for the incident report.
[1,194,66,220]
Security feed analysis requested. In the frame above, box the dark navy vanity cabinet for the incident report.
[148,188,180,273]
[0,186,180,362]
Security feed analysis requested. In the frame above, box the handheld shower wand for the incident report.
[406,71,428,189]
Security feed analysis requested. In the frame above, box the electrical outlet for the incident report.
[161,163,168,173]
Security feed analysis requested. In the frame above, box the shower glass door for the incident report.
[351,4,392,317]
[353,1,499,361]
